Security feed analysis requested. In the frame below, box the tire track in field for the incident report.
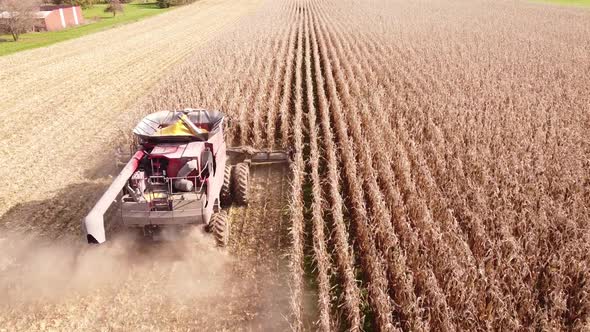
[228,164,292,331]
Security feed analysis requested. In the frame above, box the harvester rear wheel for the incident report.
[220,164,232,206]
[232,162,249,206]
[209,211,230,247]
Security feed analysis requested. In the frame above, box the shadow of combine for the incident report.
[0,140,136,242]
[0,179,205,266]
[83,154,119,180]
[0,180,214,258]
[0,182,113,241]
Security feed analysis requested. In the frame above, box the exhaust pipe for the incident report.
[83,150,145,244]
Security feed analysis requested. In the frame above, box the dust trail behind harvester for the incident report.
[0,163,291,331]
[0,229,229,307]
[0,232,128,303]
[0,228,282,331]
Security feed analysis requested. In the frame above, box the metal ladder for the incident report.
[148,176,170,211]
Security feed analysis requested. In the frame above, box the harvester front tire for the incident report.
[209,211,229,247]
[220,164,232,206]
[232,162,249,206]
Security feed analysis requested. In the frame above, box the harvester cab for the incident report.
[83,108,290,246]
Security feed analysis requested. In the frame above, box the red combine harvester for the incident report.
[83,109,290,246]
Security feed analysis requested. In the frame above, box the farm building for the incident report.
[35,5,84,31]
[0,5,84,32]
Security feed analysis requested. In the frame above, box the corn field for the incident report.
[0,0,589,330]
[137,0,590,330]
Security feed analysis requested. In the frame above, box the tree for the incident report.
[157,0,197,8]
[0,0,40,41]
[105,0,123,17]
[50,0,95,9]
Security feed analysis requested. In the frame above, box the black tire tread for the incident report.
[209,211,229,247]
[232,162,249,205]
[220,164,232,206]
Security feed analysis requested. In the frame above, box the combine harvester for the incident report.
[83,109,290,246]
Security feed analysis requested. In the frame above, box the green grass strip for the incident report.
[0,1,172,57]
[534,0,590,7]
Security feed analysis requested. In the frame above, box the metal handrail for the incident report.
[146,173,209,196]
[165,175,207,195]
[139,175,205,212]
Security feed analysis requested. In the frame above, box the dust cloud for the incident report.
[0,228,231,307]
[0,164,292,330]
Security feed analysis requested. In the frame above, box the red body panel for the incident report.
[150,142,208,177]
[166,159,184,178]
[151,144,187,159]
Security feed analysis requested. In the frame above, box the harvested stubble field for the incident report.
[1,0,589,331]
